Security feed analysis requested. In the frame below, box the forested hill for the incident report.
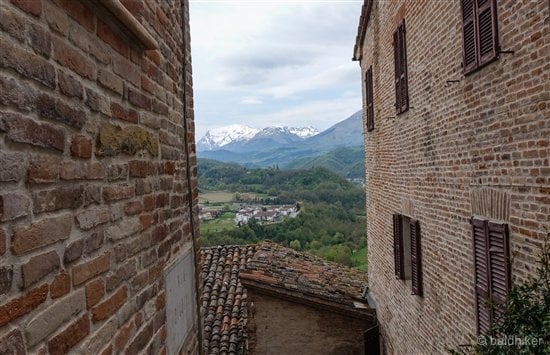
[198,158,364,212]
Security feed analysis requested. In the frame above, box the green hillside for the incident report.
[284,146,364,179]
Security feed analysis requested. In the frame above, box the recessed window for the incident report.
[393,213,422,296]
[365,65,374,132]
[393,20,409,114]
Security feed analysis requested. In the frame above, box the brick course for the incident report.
[355,0,549,353]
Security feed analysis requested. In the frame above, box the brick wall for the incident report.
[357,0,548,353]
[0,0,200,353]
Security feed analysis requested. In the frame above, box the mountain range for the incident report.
[197,110,364,178]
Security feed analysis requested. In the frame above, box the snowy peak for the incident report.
[197,125,319,151]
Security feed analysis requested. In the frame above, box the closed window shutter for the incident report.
[462,0,477,73]
[399,21,409,113]
[393,30,401,113]
[477,0,499,66]
[410,219,422,296]
[471,217,491,334]
[366,66,374,132]
[487,221,511,325]
[462,0,499,74]
[393,214,404,279]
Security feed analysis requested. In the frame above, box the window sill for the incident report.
[86,0,158,50]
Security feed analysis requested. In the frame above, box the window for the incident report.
[462,0,499,74]
[365,66,374,132]
[393,214,422,296]
[393,20,408,114]
[471,217,511,334]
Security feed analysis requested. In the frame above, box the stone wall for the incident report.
[0,0,200,353]
[247,291,368,355]
[357,0,548,353]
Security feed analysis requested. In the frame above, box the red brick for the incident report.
[97,20,129,57]
[32,186,83,214]
[100,344,113,355]
[129,160,154,178]
[139,213,153,230]
[128,88,151,109]
[121,0,144,18]
[124,201,143,216]
[111,102,138,123]
[103,184,135,202]
[53,36,96,80]
[28,154,61,183]
[0,112,65,152]
[21,250,60,288]
[145,50,161,65]
[143,195,155,211]
[37,93,86,129]
[141,75,156,94]
[58,71,83,100]
[113,55,140,87]
[0,37,56,88]
[60,161,105,180]
[98,69,123,95]
[29,23,51,58]
[48,314,90,355]
[0,192,30,222]
[71,134,92,159]
[164,161,176,175]
[11,0,42,16]
[126,318,153,354]
[0,329,26,354]
[0,284,48,327]
[11,214,72,255]
[91,286,127,322]
[115,321,133,352]
[72,253,110,286]
[85,278,105,308]
[54,0,95,32]
[50,271,71,299]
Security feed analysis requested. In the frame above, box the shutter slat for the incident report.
[366,66,374,132]
[393,30,401,113]
[400,21,409,112]
[471,217,492,334]
[410,219,422,296]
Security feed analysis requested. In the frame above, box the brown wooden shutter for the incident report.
[394,21,408,113]
[393,30,401,113]
[462,0,499,74]
[471,217,491,334]
[399,20,408,113]
[410,219,422,296]
[477,0,499,66]
[366,66,374,132]
[487,221,511,324]
[393,214,404,279]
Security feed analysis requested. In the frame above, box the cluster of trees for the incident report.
[198,159,367,268]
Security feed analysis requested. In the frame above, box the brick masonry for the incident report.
[0,0,200,353]
[355,0,548,353]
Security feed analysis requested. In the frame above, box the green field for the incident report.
[199,212,237,233]
[351,247,368,271]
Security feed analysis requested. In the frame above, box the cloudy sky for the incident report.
[189,0,363,139]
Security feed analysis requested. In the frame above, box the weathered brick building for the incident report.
[0,0,201,353]
[353,0,548,353]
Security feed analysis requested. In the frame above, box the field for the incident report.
[199,191,234,204]
[199,212,237,233]
[351,247,368,271]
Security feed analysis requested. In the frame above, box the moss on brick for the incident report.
[96,123,158,157]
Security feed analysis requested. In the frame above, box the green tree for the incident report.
[289,240,301,251]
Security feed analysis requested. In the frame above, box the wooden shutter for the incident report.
[477,0,499,66]
[366,66,374,132]
[471,218,510,334]
[462,0,499,74]
[471,217,491,334]
[393,214,404,279]
[410,219,422,296]
[487,221,511,324]
[393,21,408,113]
[393,30,401,114]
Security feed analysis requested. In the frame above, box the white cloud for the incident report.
[240,96,263,105]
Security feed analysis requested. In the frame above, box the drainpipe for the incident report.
[181,0,204,353]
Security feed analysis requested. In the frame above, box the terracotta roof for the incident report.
[352,0,372,61]
[200,245,256,355]
[200,242,370,354]
[240,241,368,307]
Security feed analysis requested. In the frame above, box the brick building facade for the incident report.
[353,0,548,353]
[0,0,201,353]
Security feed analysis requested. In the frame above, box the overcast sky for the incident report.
[189,0,363,139]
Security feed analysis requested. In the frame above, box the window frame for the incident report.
[393,20,409,115]
[393,213,423,296]
[365,65,374,132]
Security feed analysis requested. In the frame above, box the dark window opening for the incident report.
[462,0,499,74]
[393,20,409,114]
[393,213,423,296]
[365,65,374,132]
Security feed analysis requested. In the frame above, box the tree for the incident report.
[289,240,301,251]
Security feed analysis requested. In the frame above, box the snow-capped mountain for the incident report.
[197,125,319,151]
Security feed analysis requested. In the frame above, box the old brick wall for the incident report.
[247,291,368,355]
[359,0,548,353]
[0,0,200,353]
